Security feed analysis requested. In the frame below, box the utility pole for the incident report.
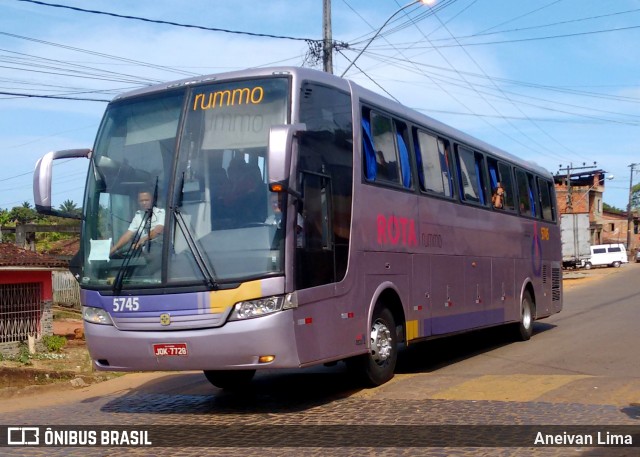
[558,162,597,213]
[626,162,639,251]
[322,0,333,73]
[557,162,598,257]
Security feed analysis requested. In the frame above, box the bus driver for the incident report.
[110,190,165,255]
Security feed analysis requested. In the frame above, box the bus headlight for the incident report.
[82,306,114,325]
[229,296,285,321]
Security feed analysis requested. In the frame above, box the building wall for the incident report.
[553,171,640,254]
[0,270,53,300]
[0,270,54,356]
[600,212,628,245]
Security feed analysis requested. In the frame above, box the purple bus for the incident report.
[33,67,562,388]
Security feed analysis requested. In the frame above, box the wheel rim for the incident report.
[370,319,393,365]
[522,301,532,330]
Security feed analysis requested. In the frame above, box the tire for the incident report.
[612,261,621,268]
[203,369,256,389]
[584,262,592,270]
[514,291,534,341]
[347,307,398,387]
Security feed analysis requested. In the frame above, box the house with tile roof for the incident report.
[0,243,69,355]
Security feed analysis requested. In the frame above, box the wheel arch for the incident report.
[367,281,407,346]
[519,278,537,319]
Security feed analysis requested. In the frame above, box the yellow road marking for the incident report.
[432,374,592,402]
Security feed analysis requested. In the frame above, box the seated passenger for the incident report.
[492,182,505,209]
[225,157,267,226]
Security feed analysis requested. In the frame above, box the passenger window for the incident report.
[456,146,487,205]
[516,169,538,217]
[609,247,621,253]
[394,121,412,189]
[361,109,411,188]
[414,129,453,197]
[537,178,555,221]
[487,158,515,211]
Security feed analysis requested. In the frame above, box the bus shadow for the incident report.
[98,322,557,415]
[396,322,555,374]
[98,364,363,415]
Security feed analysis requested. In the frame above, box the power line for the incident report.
[0,31,197,78]
[0,90,109,101]
[374,23,640,50]
[435,6,640,43]
[16,0,316,42]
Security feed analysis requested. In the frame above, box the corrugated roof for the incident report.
[0,243,68,268]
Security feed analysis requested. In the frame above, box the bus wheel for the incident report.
[584,262,592,270]
[612,261,621,268]
[514,291,534,341]
[347,307,397,387]
[203,369,256,389]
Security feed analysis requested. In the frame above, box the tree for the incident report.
[0,208,11,225]
[9,205,38,224]
[603,202,624,214]
[59,199,81,216]
[631,183,640,211]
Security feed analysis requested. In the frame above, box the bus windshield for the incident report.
[81,77,290,289]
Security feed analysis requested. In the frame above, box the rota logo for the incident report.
[377,214,418,246]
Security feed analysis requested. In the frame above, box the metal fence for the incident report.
[0,282,42,343]
[52,270,81,309]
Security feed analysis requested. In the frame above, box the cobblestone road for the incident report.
[1,369,639,457]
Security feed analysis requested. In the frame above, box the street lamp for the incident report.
[570,174,614,207]
[340,0,434,78]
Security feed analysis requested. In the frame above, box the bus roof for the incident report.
[112,66,552,179]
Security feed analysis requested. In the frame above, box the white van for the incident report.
[582,244,628,269]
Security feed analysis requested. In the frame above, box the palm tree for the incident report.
[59,199,80,214]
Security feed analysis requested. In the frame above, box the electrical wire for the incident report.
[16,0,317,42]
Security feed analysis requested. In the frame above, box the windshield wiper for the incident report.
[174,171,219,289]
[173,208,219,290]
[112,209,150,294]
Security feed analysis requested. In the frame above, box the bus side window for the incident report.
[515,169,538,217]
[497,162,516,211]
[538,178,555,221]
[362,109,407,186]
[394,120,412,189]
[414,129,453,198]
[371,111,399,184]
[456,145,487,205]
[487,158,516,211]
[527,172,539,218]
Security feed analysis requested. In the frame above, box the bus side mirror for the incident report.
[267,124,306,197]
[33,148,91,219]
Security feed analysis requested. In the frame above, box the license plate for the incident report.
[153,343,188,356]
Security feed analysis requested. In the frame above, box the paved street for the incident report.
[1,264,639,456]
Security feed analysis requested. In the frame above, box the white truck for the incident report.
[560,213,591,269]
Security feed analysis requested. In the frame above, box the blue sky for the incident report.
[1,0,639,211]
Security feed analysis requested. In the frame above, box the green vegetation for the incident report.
[0,200,81,251]
[603,203,625,214]
[42,335,68,353]
[53,306,82,320]
[16,345,32,365]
